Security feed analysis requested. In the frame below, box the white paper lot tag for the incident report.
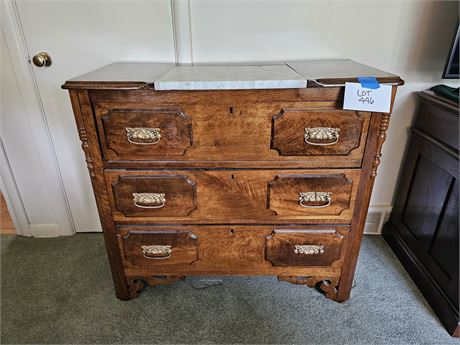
[343,82,392,113]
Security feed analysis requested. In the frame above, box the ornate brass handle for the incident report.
[304,127,340,146]
[133,193,166,209]
[294,245,325,255]
[298,192,332,208]
[126,127,161,145]
[142,245,172,259]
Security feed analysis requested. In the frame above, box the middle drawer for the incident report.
[105,169,361,224]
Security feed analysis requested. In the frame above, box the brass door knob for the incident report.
[32,52,52,67]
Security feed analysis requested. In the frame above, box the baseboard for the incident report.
[383,222,459,337]
[364,205,392,235]
[29,224,71,238]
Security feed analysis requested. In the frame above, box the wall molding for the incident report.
[170,0,193,63]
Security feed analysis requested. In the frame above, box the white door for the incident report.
[13,0,175,232]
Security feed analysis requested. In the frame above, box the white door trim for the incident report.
[0,0,75,237]
[170,0,193,63]
[0,138,30,236]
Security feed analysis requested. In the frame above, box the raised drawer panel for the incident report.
[271,109,367,156]
[94,102,369,168]
[96,106,193,159]
[119,229,198,266]
[106,169,360,223]
[268,174,352,217]
[112,175,197,217]
[265,228,348,267]
[118,225,349,274]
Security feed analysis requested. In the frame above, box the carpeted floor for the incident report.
[0,234,456,345]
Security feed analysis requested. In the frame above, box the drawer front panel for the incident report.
[265,228,348,267]
[112,175,197,217]
[271,109,367,156]
[119,229,198,266]
[268,174,353,217]
[106,169,360,223]
[118,225,349,273]
[94,102,370,167]
[96,106,193,159]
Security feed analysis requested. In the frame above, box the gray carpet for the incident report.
[0,234,456,345]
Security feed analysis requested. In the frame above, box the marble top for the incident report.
[154,65,307,90]
[62,60,403,90]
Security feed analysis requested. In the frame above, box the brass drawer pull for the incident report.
[142,245,172,259]
[299,192,332,208]
[133,193,166,209]
[126,127,161,145]
[294,244,325,255]
[304,127,340,146]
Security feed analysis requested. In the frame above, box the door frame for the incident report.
[1,0,74,237]
[0,0,192,237]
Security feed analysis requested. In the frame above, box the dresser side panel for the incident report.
[69,90,130,300]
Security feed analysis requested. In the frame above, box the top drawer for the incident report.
[94,103,370,167]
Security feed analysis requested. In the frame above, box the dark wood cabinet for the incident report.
[383,91,459,337]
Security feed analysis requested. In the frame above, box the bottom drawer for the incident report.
[118,225,350,275]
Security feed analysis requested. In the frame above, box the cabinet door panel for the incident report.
[391,134,459,306]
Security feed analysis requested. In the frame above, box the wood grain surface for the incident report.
[271,109,367,156]
[119,229,198,266]
[63,64,402,301]
[117,225,348,276]
[105,169,360,224]
[92,99,369,167]
[265,227,348,267]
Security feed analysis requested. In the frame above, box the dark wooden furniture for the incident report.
[383,91,459,336]
[63,60,403,302]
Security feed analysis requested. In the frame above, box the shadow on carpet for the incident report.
[0,234,455,345]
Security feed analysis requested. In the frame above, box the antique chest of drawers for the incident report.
[63,60,403,301]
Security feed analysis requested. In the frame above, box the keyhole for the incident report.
[229,107,234,115]
[231,174,235,181]
[229,229,235,234]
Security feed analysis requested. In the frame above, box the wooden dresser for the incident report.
[383,91,459,336]
[63,60,403,301]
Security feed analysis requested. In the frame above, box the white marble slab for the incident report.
[154,65,307,90]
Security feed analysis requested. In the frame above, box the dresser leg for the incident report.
[278,276,340,301]
[126,279,147,300]
[334,282,352,302]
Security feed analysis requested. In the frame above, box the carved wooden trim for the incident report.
[73,100,95,178]
[96,106,193,159]
[271,108,366,156]
[371,113,391,177]
[278,275,340,300]
[111,174,198,217]
[267,173,353,217]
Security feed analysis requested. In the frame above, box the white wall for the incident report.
[187,0,460,207]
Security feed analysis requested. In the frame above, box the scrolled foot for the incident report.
[278,275,340,301]
[127,278,146,299]
[126,275,185,299]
